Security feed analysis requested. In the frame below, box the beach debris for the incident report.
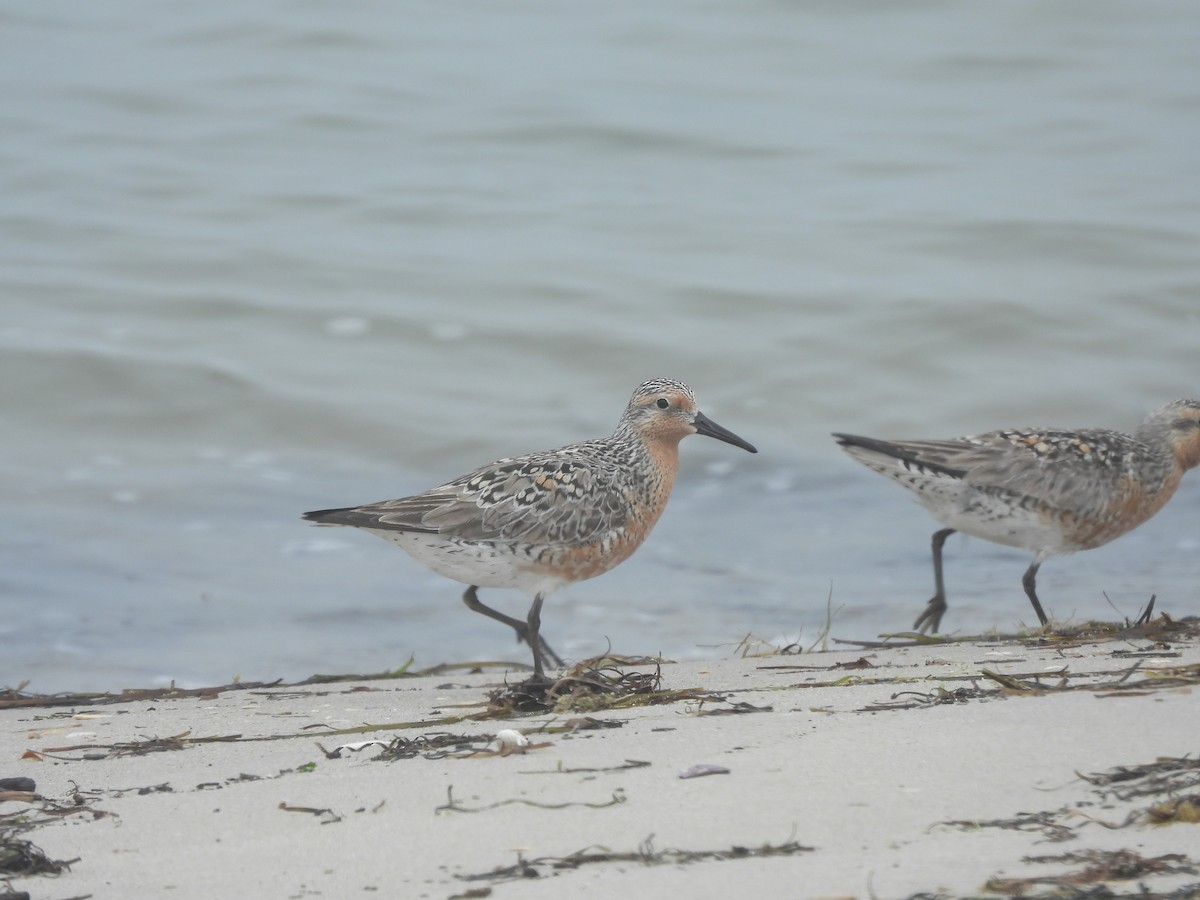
[558,716,624,732]
[693,700,772,716]
[520,759,650,776]
[939,756,1200,857]
[34,730,248,760]
[452,832,812,885]
[480,655,669,715]
[106,783,174,798]
[1078,756,1200,794]
[938,809,1075,844]
[985,849,1198,895]
[490,729,528,752]
[352,729,553,762]
[864,685,992,711]
[1,792,88,879]
[833,612,1200,653]
[436,785,626,815]
[677,764,730,779]
[0,678,286,711]
[1074,757,1200,829]
[0,829,75,877]
[0,777,37,804]
[323,739,389,758]
[1145,796,1200,825]
[835,656,876,669]
[376,732,487,760]
[278,801,341,824]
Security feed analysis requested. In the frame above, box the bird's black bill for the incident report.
[693,411,757,453]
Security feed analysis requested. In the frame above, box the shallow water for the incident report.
[3,1,1198,691]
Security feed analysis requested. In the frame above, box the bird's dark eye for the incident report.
[656,398,670,409]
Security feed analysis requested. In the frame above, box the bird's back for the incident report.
[834,424,1179,553]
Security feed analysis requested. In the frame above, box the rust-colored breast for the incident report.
[1059,468,1182,549]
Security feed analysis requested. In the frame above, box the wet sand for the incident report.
[3,618,1199,899]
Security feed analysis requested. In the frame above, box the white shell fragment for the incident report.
[493,729,530,751]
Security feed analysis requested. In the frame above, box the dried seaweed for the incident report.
[0,813,77,878]
[834,614,1200,653]
[1069,758,1200,830]
[453,832,812,884]
[979,660,1200,697]
[1145,797,1200,825]
[479,656,712,716]
[277,801,342,824]
[0,656,631,713]
[694,700,773,716]
[435,785,626,815]
[0,678,284,710]
[938,757,1200,859]
[0,834,73,878]
[363,731,490,761]
[519,759,651,776]
[1078,758,1200,799]
[864,685,994,711]
[984,849,1197,895]
[937,810,1077,843]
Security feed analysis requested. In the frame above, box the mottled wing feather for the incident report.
[891,429,1141,516]
[324,444,630,547]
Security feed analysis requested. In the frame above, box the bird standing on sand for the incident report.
[304,378,757,678]
[834,400,1200,633]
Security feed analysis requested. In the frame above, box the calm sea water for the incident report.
[3,2,1198,692]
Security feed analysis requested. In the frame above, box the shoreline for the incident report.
[3,618,1199,899]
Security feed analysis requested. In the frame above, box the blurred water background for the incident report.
[3,1,1198,692]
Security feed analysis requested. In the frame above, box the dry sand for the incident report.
[3,618,1199,900]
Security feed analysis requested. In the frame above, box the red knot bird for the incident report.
[834,400,1200,633]
[304,378,757,679]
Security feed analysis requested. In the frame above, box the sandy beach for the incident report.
[3,617,1199,900]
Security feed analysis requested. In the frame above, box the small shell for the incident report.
[494,729,529,750]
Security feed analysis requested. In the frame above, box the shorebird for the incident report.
[304,378,757,678]
[834,400,1200,633]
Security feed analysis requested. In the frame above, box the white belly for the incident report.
[916,486,1071,555]
[372,530,569,596]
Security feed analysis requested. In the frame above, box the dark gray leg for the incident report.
[461,586,563,671]
[914,528,956,633]
[1020,560,1050,626]
[526,593,546,680]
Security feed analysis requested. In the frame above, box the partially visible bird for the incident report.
[834,400,1200,633]
[305,378,757,678]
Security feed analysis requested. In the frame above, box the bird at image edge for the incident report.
[834,399,1200,633]
[304,378,757,679]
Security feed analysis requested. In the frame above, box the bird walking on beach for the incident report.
[834,400,1200,633]
[304,378,757,678]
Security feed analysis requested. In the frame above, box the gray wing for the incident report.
[852,428,1140,515]
[305,445,631,546]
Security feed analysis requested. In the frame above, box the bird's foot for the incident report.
[913,596,947,634]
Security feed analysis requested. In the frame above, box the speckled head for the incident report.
[619,379,757,453]
[1152,399,1200,471]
